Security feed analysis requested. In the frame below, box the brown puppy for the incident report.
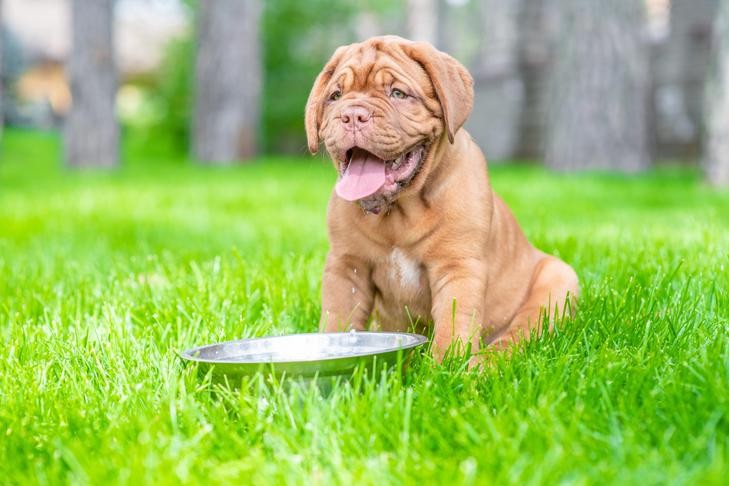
[306,36,579,361]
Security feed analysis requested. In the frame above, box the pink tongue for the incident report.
[335,149,386,201]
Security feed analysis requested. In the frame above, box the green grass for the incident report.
[1,130,728,484]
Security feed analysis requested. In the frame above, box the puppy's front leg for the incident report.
[320,253,374,332]
[427,259,486,362]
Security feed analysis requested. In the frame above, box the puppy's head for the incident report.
[305,36,473,213]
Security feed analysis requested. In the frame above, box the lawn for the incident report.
[1,130,728,484]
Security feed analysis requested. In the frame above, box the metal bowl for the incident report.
[180,331,428,382]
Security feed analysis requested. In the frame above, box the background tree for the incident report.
[468,0,523,160]
[545,0,650,171]
[354,8,382,42]
[192,0,262,164]
[406,0,438,45]
[64,0,118,168]
[514,0,557,160]
[652,0,717,159]
[703,0,729,185]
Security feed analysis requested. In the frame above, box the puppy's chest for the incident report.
[372,247,430,306]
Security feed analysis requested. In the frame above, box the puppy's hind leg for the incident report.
[491,257,579,348]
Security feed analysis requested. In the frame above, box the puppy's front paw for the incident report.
[431,335,481,367]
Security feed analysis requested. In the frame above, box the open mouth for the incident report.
[335,144,428,205]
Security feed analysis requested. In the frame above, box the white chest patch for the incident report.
[389,248,421,290]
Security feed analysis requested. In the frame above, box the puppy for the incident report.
[305,36,578,361]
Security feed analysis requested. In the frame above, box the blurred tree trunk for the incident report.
[406,0,438,45]
[64,0,118,168]
[703,0,729,185]
[192,0,262,164]
[468,0,523,160]
[355,9,382,41]
[652,0,717,159]
[545,0,650,171]
[514,0,557,159]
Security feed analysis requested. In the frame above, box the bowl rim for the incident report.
[179,331,429,365]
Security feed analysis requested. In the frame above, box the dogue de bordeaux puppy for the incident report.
[305,35,579,362]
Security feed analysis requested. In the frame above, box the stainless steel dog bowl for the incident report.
[180,331,428,382]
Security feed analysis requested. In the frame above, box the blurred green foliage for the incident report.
[124,35,195,159]
[262,0,358,153]
[127,0,402,157]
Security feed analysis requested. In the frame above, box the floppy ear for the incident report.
[305,46,348,155]
[404,42,474,143]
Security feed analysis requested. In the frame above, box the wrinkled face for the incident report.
[320,44,441,213]
[306,36,474,214]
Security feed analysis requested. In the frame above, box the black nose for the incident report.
[340,106,372,131]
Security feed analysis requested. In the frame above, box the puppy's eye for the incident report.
[329,90,342,101]
[390,88,408,99]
